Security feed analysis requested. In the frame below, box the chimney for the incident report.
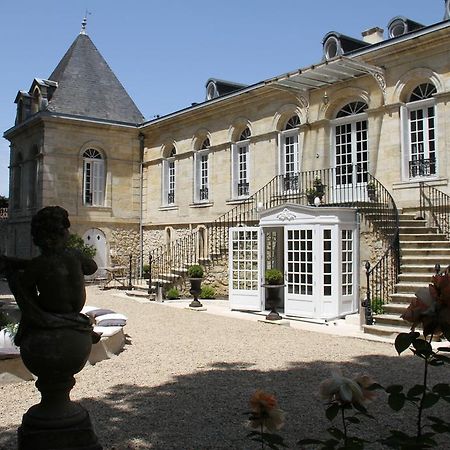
[361,27,384,44]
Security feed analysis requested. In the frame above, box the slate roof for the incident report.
[46,33,144,124]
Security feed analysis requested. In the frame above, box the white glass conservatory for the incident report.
[228,204,359,320]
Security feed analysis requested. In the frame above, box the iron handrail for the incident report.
[148,166,400,309]
[419,182,450,240]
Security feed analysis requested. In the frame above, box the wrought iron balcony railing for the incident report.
[199,187,209,201]
[237,182,249,197]
[409,157,436,178]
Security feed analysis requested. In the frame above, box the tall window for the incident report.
[194,138,210,202]
[334,101,368,185]
[27,146,39,208]
[83,149,105,206]
[232,127,251,198]
[280,115,300,191]
[407,83,437,178]
[12,153,23,210]
[163,147,176,205]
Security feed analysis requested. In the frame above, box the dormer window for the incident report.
[31,88,41,114]
[324,36,340,59]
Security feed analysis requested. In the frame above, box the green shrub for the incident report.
[187,264,204,278]
[66,233,96,258]
[142,264,150,274]
[199,285,215,299]
[166,287,180,300]
[371,297,384,315]
[265,268,283,285]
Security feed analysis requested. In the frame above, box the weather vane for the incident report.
[80,9,92,35]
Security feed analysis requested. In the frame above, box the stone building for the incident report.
[3,3,450,330]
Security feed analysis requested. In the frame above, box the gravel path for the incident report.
[1,286,449,449]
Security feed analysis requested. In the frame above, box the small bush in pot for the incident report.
[265,268,283,286]
[200,285,215,299]
[166,287,180,300]
[187,264,204,279]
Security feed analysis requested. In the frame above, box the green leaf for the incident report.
[386,384,404,394]
[326,403,340,421]
[435,354,450,364]
[413,338,433,356]
[422,392,440,409]
[408,384,425,398]
[352,402,367,414]
[367,382,384,391]
[432,384,450,396]
[388,392,406,411]
[346,416,360,424]
[437,346,450,352]
[395,333,414,354]
[327,427,345,440]
[429,359,445,367]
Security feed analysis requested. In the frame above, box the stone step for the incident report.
[401,255,450,265]
[383,303,408,315]
[400,240,450,249]
[399,227,439,234]
[363,323,411,339]
[395,282,429,293]
[374,313,410,327]
[399,219,427,227]
[400,233,446,241]
[390,292,416,304]
[398,273,433,283]
[402,248,450,257]
[400,264,441,274]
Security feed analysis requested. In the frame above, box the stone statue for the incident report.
[0,206,102,450]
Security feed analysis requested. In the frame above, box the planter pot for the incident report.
[262,284,284,320]
[189,278,203,308]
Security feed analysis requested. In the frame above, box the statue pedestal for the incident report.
[18,327,102,450]
[19,407,101,450]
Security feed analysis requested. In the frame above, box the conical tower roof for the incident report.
[46,32,144,124]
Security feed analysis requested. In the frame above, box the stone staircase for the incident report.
[363,212,450,339]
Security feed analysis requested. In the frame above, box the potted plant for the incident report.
[142,264,150,279]
[262,268,284,320]
[366,182,377,201]
[187,264,204,307]
[313,177,325,199]
[305,188,317,206]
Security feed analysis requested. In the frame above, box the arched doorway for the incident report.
[83,228,107,277]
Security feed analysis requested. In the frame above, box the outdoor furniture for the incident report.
[101,265,128,289]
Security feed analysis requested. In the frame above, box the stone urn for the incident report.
[263,269,284,321]
[18,325,102,450]
[187,265,204,308]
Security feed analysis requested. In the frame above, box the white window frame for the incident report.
[231,140,250,199]
[332,112,368,186]
[194,150,210,203]
[162,157,176,206]
[278,129,301,192]
[83,150,105,207]
[400,97,437,181]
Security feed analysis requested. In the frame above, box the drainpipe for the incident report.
[138,132,145,277]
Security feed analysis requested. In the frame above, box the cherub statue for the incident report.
[0,206,98,344]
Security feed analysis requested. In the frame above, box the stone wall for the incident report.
[0,220,7,254]
[109,225,140,265]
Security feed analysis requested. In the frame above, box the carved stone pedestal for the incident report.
[18,327,102,450]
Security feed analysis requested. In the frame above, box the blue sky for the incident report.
[0,0,446,197]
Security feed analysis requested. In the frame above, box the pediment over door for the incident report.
[259,203,357,227]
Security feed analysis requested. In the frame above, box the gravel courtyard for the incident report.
[1,286,449,449]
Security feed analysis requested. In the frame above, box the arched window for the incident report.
[406,83,437,178]
[31,88,41,114]
[12,153,23,210]
[280,115,301,191]
[194,138,210,203]
[232,127,251,198]
[162,147,176,206]
[334,102,368,186]
[83,149,105,206]
[28,146,39,208]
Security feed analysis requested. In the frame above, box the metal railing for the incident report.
[146,166,400,309]
[409,157,436,178]
[419,182,450,240]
